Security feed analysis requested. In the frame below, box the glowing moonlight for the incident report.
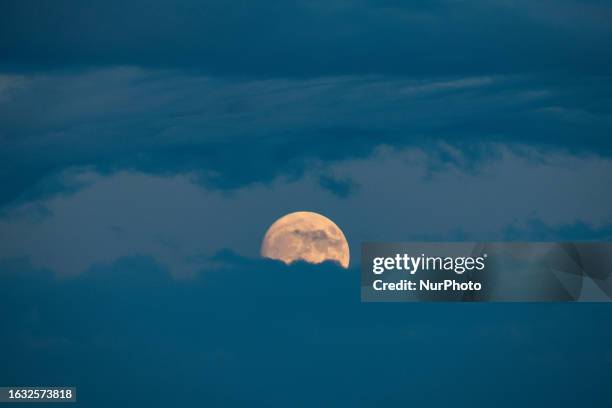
[261,211,350,268]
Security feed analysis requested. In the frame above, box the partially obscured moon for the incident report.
[261,211,350,268]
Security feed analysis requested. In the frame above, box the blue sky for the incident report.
[1,1,611,406]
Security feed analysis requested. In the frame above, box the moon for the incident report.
[261,211,350,268]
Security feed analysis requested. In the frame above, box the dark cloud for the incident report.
[318,174,359,198]
[504,219,612,241]
[1,253,612,407]
[1,1,611,77]
[1,70,611,209]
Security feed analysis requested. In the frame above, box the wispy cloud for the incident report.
[1,68,610,208]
